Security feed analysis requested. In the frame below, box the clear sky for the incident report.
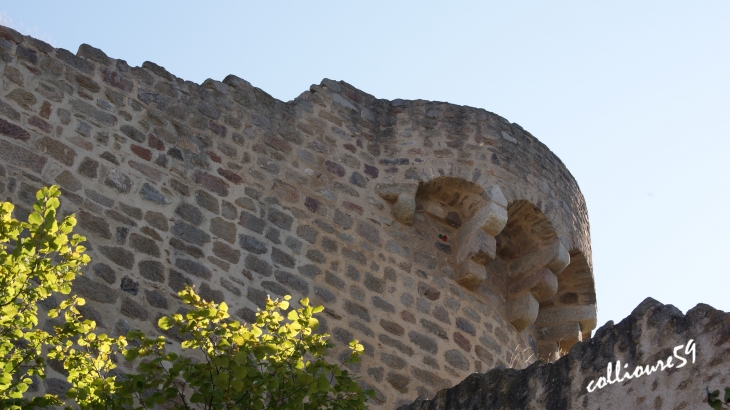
[2,1,729,331]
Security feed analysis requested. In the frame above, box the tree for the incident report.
[101,290,370,410]
[0,186,371,410]
[0,185,92,408]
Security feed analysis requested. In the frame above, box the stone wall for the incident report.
[0,25,596,408]
[398,298,730,409]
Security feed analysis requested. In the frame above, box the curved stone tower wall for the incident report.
[0,26,596,408]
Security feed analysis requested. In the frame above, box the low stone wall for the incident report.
[398,298,730,409]
[0,24,598,407]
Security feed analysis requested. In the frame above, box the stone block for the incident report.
[175,203,202,225]
[139,183,170,204]
[174,258,212,280]
[455,202,508,245]
[534,304,598,332]
[36,137,76,167]
[74,275,118,304]
[455,229,496,266]
[374,182,418,202]
[138,260,165,282]
[171,221,211,246]
[535,322,582,343]
[120,297,148,321]
[423,202,447,219]
[420,319,448,340]
[379,334,414,357]
[0,140,47,173]
[0,118,30,141]
[372,296,395,313]
[393,193,415,226]
[507,293,539,331]
[483,185,508,208]
[445,349,469,371]
[508,240,570,278]
[99,246,134,269]
[409,331,438,354]
[454,259,487,291]
[508,267,559,302]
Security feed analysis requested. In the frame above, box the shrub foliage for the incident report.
[0,186,370,410]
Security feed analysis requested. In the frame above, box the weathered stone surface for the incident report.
[144,211,168,231]
[409,331,438,354]
[393,194,416,226]
[120,276,139,295]
[120,297,148,321]
[372,296,395,313]
[444,349,468,371]
[508,267,558,302]
[507,293,539,331]
[245,254,273,277]
[175,203,203,225]
[454,259,486,291]
[0,140,47,173]
[93,263,116,284]
[138,260,165,282]
[210,217,236,243]
[379,334,414,357]
[99,246,134,269]
[455,229,495,266]
[78,210,112,239]
[344,300,371,322]
[375,183,418,201]
[272,247,296,268]
[36,137,77,166]
[140,183,170,204]
[174,258,211,280]
[73,275,118,304]
[145,289,168,309]
[0,118,30,141]
[104,169,133,194]
[400,299,730,410]
[534,304,597,333]
[129,233,160,257]
[213,241,240,264]
[274,269,309,295]
[168,269,193,292]
[508,240,570,278]
[7,88,37,110]
[239,211,265,234]
[171,221,211,246]
[267,208,293,231]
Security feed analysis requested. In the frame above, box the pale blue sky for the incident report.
[3,1,729,330]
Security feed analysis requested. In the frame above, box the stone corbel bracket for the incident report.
[424,186,508,290]
[506,240,571,331]
[533,304,598,356]
[375,182,419,225]
[449,185,509,291]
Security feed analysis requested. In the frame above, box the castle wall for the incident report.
[0,25,595,408]
[397,298,730,410]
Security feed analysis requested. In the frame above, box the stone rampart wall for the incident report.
[398,298,730,409]
[0,25,595,408]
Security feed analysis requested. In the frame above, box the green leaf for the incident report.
[27,212,43,225]
[158,316,175,330]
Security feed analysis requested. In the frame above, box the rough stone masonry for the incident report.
[0,24,618,408]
